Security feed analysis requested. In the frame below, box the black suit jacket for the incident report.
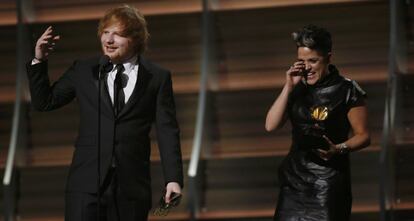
[27,56,183,207]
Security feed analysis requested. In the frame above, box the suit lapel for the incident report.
[117,57,152,119]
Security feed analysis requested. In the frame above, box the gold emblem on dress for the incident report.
[311,106,329,121]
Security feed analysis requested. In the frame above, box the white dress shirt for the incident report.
[107,56,139,104]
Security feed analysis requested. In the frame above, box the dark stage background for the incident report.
[0,0,412,221]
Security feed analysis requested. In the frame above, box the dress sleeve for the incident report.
[345,80,367,109]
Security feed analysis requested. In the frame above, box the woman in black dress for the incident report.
[265,25,371,221]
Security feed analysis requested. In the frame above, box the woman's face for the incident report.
[297,47,331,85]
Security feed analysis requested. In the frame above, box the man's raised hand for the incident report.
[35,26,60,61]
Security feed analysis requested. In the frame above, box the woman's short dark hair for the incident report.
[292,24,332,55]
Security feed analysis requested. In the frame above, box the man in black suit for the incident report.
[27,5,183,221]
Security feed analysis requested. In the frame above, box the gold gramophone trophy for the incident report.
[309,106,329,137]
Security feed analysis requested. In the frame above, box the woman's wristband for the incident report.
[336,143,350,154]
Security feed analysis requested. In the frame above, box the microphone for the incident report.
[302,68,310,77]
[301,68,309,85]
[98,55,112,80]
[97,54,111,221]
[119,74,129,89]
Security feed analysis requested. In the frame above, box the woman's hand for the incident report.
[285,61,305,90]
[35,26,60,61]
[315,135,340,161]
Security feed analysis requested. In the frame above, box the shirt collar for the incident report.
[113,55,138,73]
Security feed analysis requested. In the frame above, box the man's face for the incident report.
[100,23,136,64]
[297,47,331,85]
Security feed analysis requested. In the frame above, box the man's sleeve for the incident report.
[26,60,76,111]
[155,71,184,187]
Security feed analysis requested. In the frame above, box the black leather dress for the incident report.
[274,65,366,221]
